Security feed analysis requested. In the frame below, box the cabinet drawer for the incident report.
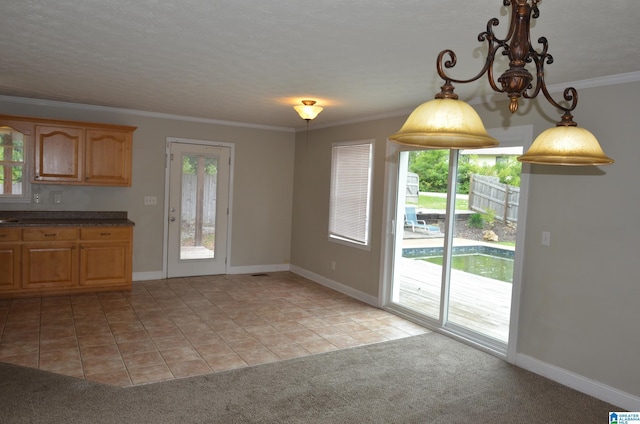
[81,227,131,240]
[23,227,78,241]
[0,228,21,242]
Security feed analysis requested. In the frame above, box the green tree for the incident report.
[409,150,449,193]
[182,156,218,175]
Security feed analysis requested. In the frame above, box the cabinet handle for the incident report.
[44,233,56,237]
[100,232,111,236]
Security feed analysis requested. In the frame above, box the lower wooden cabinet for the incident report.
[0,229,21,292]
[0,226,132,298]
[79,227,132,287]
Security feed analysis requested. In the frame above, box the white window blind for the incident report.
[329,141,373,246]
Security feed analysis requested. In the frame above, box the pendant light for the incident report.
[389,0,613,166]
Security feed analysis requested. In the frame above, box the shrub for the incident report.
[468,213,484,229]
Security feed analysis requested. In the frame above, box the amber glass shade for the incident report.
[518,126,614,166]
[389,98,499,149]
[294,103,323,121]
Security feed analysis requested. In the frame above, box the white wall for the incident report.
[0,98,296,275]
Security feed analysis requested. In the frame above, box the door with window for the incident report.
[166,142,230,277]
[384,131,528,354]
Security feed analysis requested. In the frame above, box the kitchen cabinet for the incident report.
[0,114,136,186]
[34,125,84,183]
[0,228,21,292]
[22,227,79,290]
[0,223,133,299]
[79,227,132,288]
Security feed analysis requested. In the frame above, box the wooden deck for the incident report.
[395,256,511,342]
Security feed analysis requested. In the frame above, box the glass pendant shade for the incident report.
[518,125,614,166]
[389,98,499,149]
[294,101,323,121]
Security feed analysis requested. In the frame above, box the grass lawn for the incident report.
[417,194,469,210]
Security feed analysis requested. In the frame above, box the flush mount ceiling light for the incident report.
[389,0,613,166]
[294,100,323,121]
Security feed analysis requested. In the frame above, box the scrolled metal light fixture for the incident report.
[389,0,613,166]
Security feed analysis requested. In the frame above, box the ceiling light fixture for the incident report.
[389,0,613,166]
[294,100,323,121]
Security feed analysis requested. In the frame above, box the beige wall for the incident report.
[0,100,295,274]
[290,81,640,400]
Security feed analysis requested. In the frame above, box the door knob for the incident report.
[169,217,176,222]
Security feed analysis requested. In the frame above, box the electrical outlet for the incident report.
[331,261,336,270]
[144,196,157,206]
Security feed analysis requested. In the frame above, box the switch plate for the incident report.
[144,196,157,206]
[52,192,62,204]
[542,231,551,246]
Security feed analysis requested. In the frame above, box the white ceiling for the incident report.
[1,0,639,130]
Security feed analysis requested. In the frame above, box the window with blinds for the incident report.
[328,140,373,247]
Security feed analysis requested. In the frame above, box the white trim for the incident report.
[486,125,534,365]
[132,271,164,281]
[516,353,640,412]
[163,137,235,278]
[228,264,291,275]
[290,265,379,307]
[0,95,293,133]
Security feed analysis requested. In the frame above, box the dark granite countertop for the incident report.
[0,211,135,227]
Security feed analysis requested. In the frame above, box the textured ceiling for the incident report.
[1,0,639,130]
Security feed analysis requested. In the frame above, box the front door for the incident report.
[166,141,230,277]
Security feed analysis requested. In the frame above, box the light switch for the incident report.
[144,196,157,206]
[542,231,551,246]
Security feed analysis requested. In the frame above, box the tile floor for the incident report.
[0,272,428,387]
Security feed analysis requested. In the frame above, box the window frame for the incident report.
[0,121,32,203]
[328,139,374,250]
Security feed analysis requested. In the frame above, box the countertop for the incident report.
[0,211,135,227]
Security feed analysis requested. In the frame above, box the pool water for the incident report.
[423,254,514,283]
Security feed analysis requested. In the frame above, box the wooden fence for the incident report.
[468,174,519,223]
[181,173,217,225]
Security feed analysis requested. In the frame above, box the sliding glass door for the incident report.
[387,144,524,352]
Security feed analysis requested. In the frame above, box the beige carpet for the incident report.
[0,332,618,423]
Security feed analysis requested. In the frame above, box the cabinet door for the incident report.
[85,129,132,186]
[34,125,84,183]
[0,229,21,291]
[79,227,132,288]
[79,241,131,287]
[22,242,78,289]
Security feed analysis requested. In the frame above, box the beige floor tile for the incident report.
[116,339,158,355]
[205,352,248,371]
[128,364,174,385]
[297,338,338,354]
[82,356,126,375]
[167,358,212,379]
[0,272,424,388]
[159,346,202,363]
[122,350,165,369]
[268,343,311,360]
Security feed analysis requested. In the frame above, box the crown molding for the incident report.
[0,95,294,133]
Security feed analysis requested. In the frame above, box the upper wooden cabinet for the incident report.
[0,114,136,187]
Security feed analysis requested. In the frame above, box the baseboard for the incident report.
[132,271,164,281]
[227,263,291,275]
[289,265,379,307]
[516,353,640,411]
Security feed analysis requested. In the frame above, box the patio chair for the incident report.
[404,206,442,235]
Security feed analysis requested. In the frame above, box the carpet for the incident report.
[0,332,617,423]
